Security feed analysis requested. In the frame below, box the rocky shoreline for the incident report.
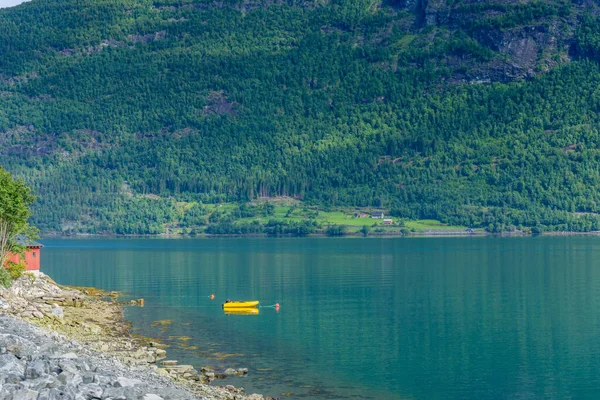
[0,273,272,400]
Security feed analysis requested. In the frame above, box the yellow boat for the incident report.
[222,300,259,309]
[224,308,259,315]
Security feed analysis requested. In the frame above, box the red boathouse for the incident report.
[5,239,43,272]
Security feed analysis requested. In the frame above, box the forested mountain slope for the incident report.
[3,0,600,234]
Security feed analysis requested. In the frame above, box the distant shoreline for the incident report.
[39,230,600,239]
[41,231,487,238]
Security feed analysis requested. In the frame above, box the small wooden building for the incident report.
[5,238,43,271]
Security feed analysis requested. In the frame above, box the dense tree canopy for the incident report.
[2,0,600,234]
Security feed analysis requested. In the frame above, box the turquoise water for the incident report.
[42,237,600,399]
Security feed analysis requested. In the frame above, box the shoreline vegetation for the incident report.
[0,273,273,400]
[49,201,493,237]
[38,211,600,238]
[43,199,600,238]
[42,230,600,238]
[35,202,508,238]
[37,199,600,238]
[42,224,600,239]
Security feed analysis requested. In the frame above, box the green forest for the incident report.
[3,0,600,234]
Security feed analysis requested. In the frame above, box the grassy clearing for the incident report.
[404,219,470,232]
[205,203,237,213]
[193,202,472,234]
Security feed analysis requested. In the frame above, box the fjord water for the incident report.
[42,237,600,399]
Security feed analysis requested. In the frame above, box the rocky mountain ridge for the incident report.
[394,0,583,82]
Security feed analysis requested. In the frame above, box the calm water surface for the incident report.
[42,237,600,399]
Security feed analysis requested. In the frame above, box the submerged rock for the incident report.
[160,360,178,367]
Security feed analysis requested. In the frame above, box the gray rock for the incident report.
[50,305,64,320]
[223,368,236,376]
[36,389,52,400]
[32,311,44,319]
[70,374,83,388]
[154,349,166,360]
[11,388,39,400]
[4,372,23,384]
[59,353,79,360]
[0,353,25,377]
[38,387,78,400]
[159,360,177,367]
[58,360,79,374]
[79,383,103,399]
[113,377,142,388]
[78,361,91,372]
[81,373,97,384]
[155,387,196,400]
[92,375,111,387]
[25,359,48,379]
[0,383,18,398]
[101,386,135,400]
[22,376,59,391]
[58,371,74,385]
[142,394,164,400]
[165,365,193,374]
[0,334,37,358]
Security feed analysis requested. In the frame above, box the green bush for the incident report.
[326,224,347,237]
[6,262,25,280]
[0,268,12,288]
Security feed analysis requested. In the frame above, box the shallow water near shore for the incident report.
[42,237,600,399]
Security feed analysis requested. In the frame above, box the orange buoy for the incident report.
[210,294,215,300]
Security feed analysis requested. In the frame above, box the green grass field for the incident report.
[200,202,475,234]
[404,219,470,232]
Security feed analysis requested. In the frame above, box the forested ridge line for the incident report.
[3,0,600,234]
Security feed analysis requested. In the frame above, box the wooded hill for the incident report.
[3,0,600,234]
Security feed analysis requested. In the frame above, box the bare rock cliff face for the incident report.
[173,0,595,83]
[391,0,585,82]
